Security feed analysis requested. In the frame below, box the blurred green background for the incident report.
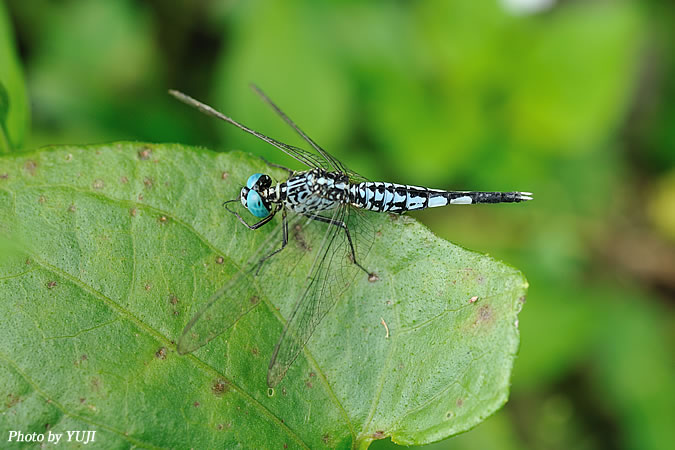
[2,0,674,448]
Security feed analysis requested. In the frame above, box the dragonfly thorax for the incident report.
[306,169,350,199]
[283,169,350,214]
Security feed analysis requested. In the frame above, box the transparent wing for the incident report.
[178,212,309,355]
[267,204,376,387]
[170,87,368,179]
[282,143,334,172]
[250,84,348,174]
[170,89,319,170]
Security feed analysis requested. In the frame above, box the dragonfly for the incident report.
[169,86,533,388]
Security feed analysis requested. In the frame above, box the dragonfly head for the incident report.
[240,173,273,218]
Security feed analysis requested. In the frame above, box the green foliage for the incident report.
[0,144,527,447]
[3,0,675,448]
[213,0,644,185]
[0,2,29,152]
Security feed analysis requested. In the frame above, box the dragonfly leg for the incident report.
[255,208,289,274]
[224,201,279,230]
[305,214,370,275]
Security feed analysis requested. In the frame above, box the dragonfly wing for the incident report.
[267,204,376,387]
[171,87,362,176]
[284,143,334,172]
[169,89,320,170]
[178,212,306,355]
[250,84,347,174]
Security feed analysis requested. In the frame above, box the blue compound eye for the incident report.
[246,190,270,218]
[246,173,264,189]
[246,173,272,190]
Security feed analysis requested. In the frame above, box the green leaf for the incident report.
[0,143,527,448]
[0,2,30,152]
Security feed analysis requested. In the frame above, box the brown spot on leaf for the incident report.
[472,304,495,330]
[138,193,144,201]
[169,295,178,305]
[368,272,379,282]
[0,173,8,179]
[38,195,46,204]
[91,377,101,392]
[322,434,331,444]
[24,160,37,176]
[79,397,86,403]
[249,295,259,305]
[479,305,492,321]
[193,401,200,408]
[143,177,153,188]
[120,176,128,184]
[221,172,229,180]
[68,204,76,212]
[138,148,152,160]
[81,354,88,361]
[293,224,311,251]
[46,281,57,289]
[155,347,167,359]
[130,208,137,217]
[216,256,224,264]
[251,347,259,356]
[457,398,464,407]
[159,215,168,223]
[212,379,230,396]
[144,283,152,291]
[372,430,386,439]
[6,393,20,409]
[305,381,313,389]
[469,296,478,304]
[92,179,104,190]
[25,258,30,265]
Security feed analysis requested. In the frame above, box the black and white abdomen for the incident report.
[348,182,434,213]
[349,182,531,213]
